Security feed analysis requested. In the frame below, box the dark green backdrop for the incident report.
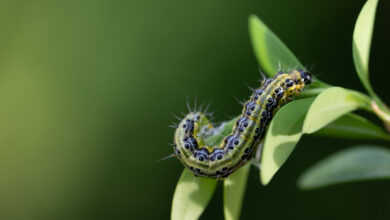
[0,0,389,219]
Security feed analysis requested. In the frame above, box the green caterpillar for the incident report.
[173,70,312,179]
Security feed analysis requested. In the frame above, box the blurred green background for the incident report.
[0,0,389,219]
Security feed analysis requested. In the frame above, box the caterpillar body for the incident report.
[173,70,312,179]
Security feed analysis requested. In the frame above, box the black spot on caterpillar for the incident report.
[173,70,312,179]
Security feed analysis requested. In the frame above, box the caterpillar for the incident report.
[173,69,312,179]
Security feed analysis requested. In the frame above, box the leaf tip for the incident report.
[296,174,312,191]
[248,14,259,23]
[248,14,265,31]
[260,170,272,185]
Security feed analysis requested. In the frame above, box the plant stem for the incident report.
[372,101,390,124]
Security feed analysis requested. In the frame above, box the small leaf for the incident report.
[224,164,250,220]
[261,98,315,185]
[314,113,390,141]
[352,0,378,95]
[298,146,390,190]
[249,15,302,76]
[171,170,217,220]
[303,87,369,134]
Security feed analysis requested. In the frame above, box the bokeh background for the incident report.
[0,0,389,219]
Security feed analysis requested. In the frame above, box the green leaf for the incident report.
[261,87,376,185]
[171,170,217,220]
[303,87,370,134]
[352,0,390,125]
[261,97,315,185]
[249,15,302,77]
[352,0,378,95]
[223,163,250,220]
[314,113,390,141]
[298,146,390,190]
[248,15,329,88]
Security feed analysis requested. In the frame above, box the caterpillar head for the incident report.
[298,70,312,85]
